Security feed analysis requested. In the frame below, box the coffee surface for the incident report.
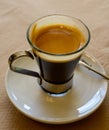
[31,25,85,54]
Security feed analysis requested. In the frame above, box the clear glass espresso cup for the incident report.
[9,14,90,94]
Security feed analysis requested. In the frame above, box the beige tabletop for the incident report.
[0,0,109,129]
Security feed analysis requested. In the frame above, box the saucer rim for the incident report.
[5,54,108,124]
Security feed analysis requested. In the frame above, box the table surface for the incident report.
[0,0,109,129]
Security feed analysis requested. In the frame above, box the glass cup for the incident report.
[8,14,90,94]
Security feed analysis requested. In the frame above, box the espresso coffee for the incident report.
[31,24,86,84]
[36,56,81,84]
[9,15,90,94]
[32,25,85,54]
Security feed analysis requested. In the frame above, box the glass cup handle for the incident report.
[8,50,42,82]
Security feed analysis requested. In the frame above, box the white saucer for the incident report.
[5,53,108,124]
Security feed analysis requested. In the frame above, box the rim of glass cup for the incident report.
[26,14,91,56]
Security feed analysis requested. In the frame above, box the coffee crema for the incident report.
[31,24,85,54]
